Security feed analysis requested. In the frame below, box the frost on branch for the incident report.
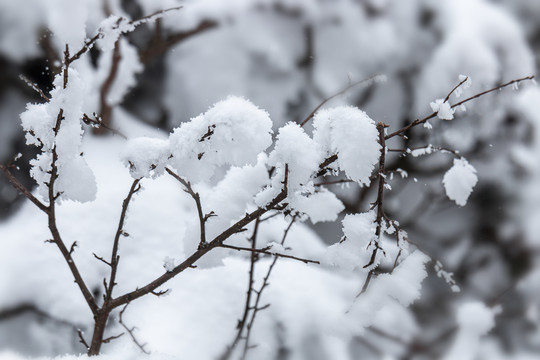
[169,96,273,183]
[443,158,478,206]
[20,69,97,202]
[313,106,380,185]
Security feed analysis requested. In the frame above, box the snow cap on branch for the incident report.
[324,211,377,271]
[313,106,380,185]
[169,96,273,183]
[122,137,171,179]
[443,157,478,206]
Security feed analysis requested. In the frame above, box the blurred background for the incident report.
[1,0,540,359]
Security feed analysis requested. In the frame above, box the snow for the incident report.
[256,122,323,208]
[96,39,143,106]
[348,250,429,329]
[443,302,496,360]
[121,137,170,179]
[443,158,478,206]
[20,69,97,203]
[46,0,87,52]
[96,15,135,52]
[288,188,344,224]
[163,257,176,272]
[313,106,380,185]
[430,99,454,120]
[324,212,377,271]
[169,96,273,183]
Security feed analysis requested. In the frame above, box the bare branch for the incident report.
[385,75,535,140]
[78,329,90,350]
[300,74,384,127]
[139,19,218,64]
[240,216,297,360]
[220,218,261,360]
[96,39,122,134]
[93,253,112,267]
[19,75,50,101]
[0,164,49,213]
[82,113,127,139]
[102,332,125,344]
[119,303,150,354]
[166,168,207,248]
[443,76,469,103]
[108,165,290,309]
[105,179,141,303]
[314,179,354,187]
[218,243,318,265]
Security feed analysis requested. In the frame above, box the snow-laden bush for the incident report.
[0,1,538,360]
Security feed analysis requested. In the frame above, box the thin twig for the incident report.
[363,122,388,269]
[219,244,318,265]
[385,75,535,140]
[0,164,49,213]
[108,165,290,310]
[102,332,125,344]
[314,179,354,187]
[78,329,90,350]
[300,74,384,127]
[240,216,297,360]
[220,218,261,360]
[19,75,50,101]
[165,168,207,248]
[443,76,469,103]
[96,39,122,134]
[82,113,127,139]
[105,179,141,303]
[119,303,150,354]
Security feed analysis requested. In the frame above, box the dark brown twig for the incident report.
[220,218,261,360]
[240,216,297,360]
[19,75,50,101]
[300,74,384,127]
[78,329,90,350]
[443,76,469,103]
[96,39,122,134]
[82,113,127,139]
[107,165,289,311]
[314,179,354,187]
[119,303,150,354]
[0,164,49,213]
[385,76,535,140]
[165,168,207,248]
[105,179,141,303]
[363,122,388,269]
[219,243,319,265]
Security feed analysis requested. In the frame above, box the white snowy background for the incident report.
[0,0,539,359]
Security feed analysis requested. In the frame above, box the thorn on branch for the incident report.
[69,241,78,255]
[204,211,216,221]
[150,289,170,297]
